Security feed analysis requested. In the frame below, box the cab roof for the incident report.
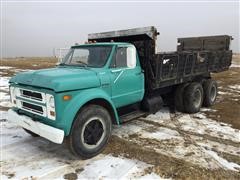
[71,42,132,48]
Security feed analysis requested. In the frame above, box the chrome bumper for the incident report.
[7,109,64,144]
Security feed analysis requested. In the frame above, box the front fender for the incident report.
[60,88,119,136]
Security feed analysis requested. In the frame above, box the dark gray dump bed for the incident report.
[88,26,233,92]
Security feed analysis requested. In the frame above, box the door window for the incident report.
[111,46,136,68]
[116,47,127,68]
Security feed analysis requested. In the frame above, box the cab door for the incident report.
[109,45,144,108]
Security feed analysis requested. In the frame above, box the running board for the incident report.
[120,111,146,123]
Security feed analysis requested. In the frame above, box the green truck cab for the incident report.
[8,26,232,158]
[8,42,144,158]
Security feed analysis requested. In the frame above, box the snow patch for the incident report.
[0,66,13,70]
[0,101,12,108]
[113,120,151,138]
[204,149,240,171]
[230,63,240,68]
[143,108,176,128]
[178,114,205,134]
[0,77,10,87]
[146,107,171,121]
[137,173,164,180]
[76,155,162,179]
[193,113,206,119]
[218,91,232,95]
[228,85,240,90]
[141,127,181,140]
[0,92,10,101]
[201,108,217,112]
[196,140,240,157]
[178,114,240,143]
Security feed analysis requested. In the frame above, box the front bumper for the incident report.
[7,109,64,144]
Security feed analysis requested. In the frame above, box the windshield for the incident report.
[61,46,112,68]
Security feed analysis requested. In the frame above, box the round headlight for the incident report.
[49,96,55,108]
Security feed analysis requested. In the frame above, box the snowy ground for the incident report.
[113,109,240,171]
[1,60,240,179]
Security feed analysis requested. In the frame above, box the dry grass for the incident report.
[0,57,58,70]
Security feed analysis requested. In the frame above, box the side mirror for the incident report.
[127,46,136,69]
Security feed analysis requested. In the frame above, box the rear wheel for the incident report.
[67,105,112,159]
[203,79,218,107]
[184,82,203,113]
[174,83,189,112]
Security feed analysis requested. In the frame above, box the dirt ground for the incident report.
[0,55,239,179]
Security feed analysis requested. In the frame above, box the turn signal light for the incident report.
[63,95,71,101]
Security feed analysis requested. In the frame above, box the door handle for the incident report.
[111,69,123,73]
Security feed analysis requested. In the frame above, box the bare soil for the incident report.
[104,136,240,180]
[210,68,240,129]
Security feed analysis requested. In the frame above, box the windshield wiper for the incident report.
[58,61,90,69]
[75,60,89,68]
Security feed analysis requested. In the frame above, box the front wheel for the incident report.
[67,105,112,159]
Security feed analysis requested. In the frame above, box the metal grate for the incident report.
[22,101,43,114]
[21,90,42,101]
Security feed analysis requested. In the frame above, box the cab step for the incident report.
[120,111,146,123]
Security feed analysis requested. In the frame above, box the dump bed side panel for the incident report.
[153,50,232,89]
[177,35,233,51]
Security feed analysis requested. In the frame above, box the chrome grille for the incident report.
[11,87,47,117]
[22,101,44,114]
[18,88,46,103]
[10,86,55,119]
[21,89,42,101]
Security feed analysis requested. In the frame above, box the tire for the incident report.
[203,79,218,107]
[174,83,189,112]
[23,128,39,137]
[67,105,112,159]
[184,82,203,113]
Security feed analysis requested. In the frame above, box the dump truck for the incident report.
[8,26,233,158]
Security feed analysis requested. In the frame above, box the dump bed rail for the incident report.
[88,26,158,42]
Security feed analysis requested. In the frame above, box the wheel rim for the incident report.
[193,89,202,108]
[81,117,106,150]
[210,85,217,102]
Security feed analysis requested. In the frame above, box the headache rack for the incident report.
[88,26,233,92]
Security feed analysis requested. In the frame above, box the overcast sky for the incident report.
[1,1,239,57]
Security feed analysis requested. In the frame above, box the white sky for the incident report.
[1,1,239,57]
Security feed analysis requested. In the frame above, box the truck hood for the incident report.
[9,67,100,92]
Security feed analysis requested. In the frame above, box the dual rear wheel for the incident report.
[175,79,217,113]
